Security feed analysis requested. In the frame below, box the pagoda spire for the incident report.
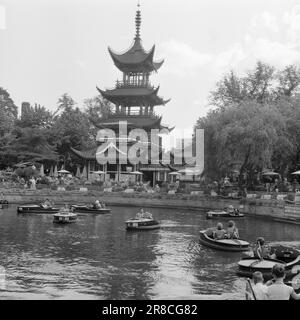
[134,2,142,40]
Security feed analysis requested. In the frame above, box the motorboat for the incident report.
[199,230,250,252]
[17,204,60,214]
[0,199,8,205]
[71,204,111,214]
[125,218,160,231]
[206,208,244,219]
[53,209,77,224]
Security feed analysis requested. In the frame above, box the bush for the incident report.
[37,176,50,185]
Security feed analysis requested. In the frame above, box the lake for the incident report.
[0,205,299,299]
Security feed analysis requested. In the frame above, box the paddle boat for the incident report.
[125,210,160,231]
[199,230,250,252]
[237,245,300,281]
[71,204,111,214]
[17,203,60,214]
[206,205,244,219]
[53,208,77,224]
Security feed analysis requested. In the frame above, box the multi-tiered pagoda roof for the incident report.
[107,9,164,73]
[96,4,171,131]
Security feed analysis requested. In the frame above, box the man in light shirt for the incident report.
[266,264,300,300]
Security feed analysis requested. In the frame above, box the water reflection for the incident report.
[0,205,299,299]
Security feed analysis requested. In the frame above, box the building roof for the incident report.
[97,86,170,107]
[108,8,164,73]
[70,147,97,160]
[108,41,164,73]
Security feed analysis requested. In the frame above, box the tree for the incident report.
[0,87,18,118]
[2,127,58,165]
[54,93,76,116]
[0,88,18,167]
[17,103,54,128]
[209,62,300,109]
[51,94,93,169]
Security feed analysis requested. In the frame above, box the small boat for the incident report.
[206,210,244,219]
[125,218,160,231]
[237,255,300,283]
[199,230,250,252]
[17,204,60,214]
[71,204,111,214]
[237,245,300,280]
[0,199,8,205]
[53,210,77,224]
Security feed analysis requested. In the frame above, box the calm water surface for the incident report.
[0,205,299,300]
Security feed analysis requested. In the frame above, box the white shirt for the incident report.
[266,281,293,300]
[252,283,268,300]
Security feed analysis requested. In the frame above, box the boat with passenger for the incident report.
[17,200,59,214]
[199,229,250,252]
[53,207,77,224]
[237,245,300,280]
[71,200,111,214]
[125,209,160,231]
[206,205,244,219]
[0,193,8,206]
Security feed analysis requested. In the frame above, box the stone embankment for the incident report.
[2,188,300,224]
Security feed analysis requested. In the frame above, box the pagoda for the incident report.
[71,4,173,185]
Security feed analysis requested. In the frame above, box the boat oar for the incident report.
[246,278,257,300]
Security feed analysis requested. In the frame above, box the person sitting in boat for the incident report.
[253,237,275,260]
[227,205,235,214]
[135,209,153,220]
[205,227,217,239]
[41,198,52,208]
[93,200,102,209]
[213,223,227,240]
[135,208,145,219]
[233,208,240,216]
[101,202,106,208]
[143,211,153,219]
[225,220,239,239]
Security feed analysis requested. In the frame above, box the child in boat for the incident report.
[135,208,144,219]
[253,237,275,259]
[93,200,102,209]
[41,198,52,208]
[213,223,226,240]
[135,209,153,219]
[245,271,268,300]
[225,220,239,239]
[265,264,300,300]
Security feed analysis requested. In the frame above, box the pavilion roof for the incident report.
[108,41,164,73]
[70,147,97,160]
[108,5,164,73]
[96,86,170,106]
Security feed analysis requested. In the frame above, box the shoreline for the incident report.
[2,189,300,225]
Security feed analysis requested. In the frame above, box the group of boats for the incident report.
[5,198,300,292]
[17,201,112,224]
[200,206,300,293]
[16,200,160,230]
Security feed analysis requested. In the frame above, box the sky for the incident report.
[1,0,300,139]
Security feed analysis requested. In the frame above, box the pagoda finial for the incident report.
[134,2,141,40]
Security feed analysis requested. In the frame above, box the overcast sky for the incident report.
[1,0,300,136]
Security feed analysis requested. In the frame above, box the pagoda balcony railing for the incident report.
[110,110,161,118]
[114,80,154,90]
